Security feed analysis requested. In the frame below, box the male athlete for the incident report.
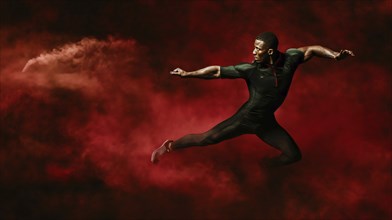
[151,32,354,166]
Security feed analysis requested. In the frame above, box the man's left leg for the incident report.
[256,117,302,166]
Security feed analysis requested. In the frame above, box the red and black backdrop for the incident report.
[1,0,391,219]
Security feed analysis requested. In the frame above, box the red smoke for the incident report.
[0,1,391,219]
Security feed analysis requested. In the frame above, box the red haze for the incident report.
[0,1,391,219]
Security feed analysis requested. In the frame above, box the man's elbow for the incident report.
[209,66,221,78]
[298,47,314,62]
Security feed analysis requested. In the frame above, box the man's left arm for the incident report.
[297,46,354,63]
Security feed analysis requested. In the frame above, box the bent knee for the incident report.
[291,152,302,162]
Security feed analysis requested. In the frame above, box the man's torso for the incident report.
[220,48,304,122]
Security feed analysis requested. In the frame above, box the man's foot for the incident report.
[151,140,173,164]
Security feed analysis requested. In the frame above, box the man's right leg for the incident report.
[172,116,248,149]
[151,117,247,163]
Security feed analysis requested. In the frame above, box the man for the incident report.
[151,32,354,166]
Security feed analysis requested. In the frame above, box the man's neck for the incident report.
[271,51,281,64]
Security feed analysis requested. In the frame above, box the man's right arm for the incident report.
[170,66,221,79]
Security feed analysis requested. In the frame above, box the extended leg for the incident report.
[257,118,302,165]
[151,116,249,163]
[171,117,247,150]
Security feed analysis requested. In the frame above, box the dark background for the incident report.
[1,0,391,219]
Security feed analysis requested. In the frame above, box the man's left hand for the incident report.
[336,49,355,61]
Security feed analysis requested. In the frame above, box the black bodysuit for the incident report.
[172,49,304,161]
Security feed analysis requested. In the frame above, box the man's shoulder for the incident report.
[233,62,255,72]
[285,48,304,57]
[284,48,305,65]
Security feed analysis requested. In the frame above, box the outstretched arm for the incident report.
[170,66,221,79]
[297,46,354,63]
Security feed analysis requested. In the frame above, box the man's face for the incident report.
[253,39,268,63]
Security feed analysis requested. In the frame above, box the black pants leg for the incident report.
[171,114,301,165]
[256,116,302,164]
[172,115,250,149]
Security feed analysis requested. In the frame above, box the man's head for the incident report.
[253,32,279,63]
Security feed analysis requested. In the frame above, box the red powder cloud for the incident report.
[0,1,391,219]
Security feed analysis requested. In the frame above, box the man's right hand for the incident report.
[170,66,220,79]
[170,68,187,77]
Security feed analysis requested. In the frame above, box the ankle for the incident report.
[166,141,174,152]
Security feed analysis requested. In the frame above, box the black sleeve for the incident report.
[220,63,253,79]
[285,48,305,66]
